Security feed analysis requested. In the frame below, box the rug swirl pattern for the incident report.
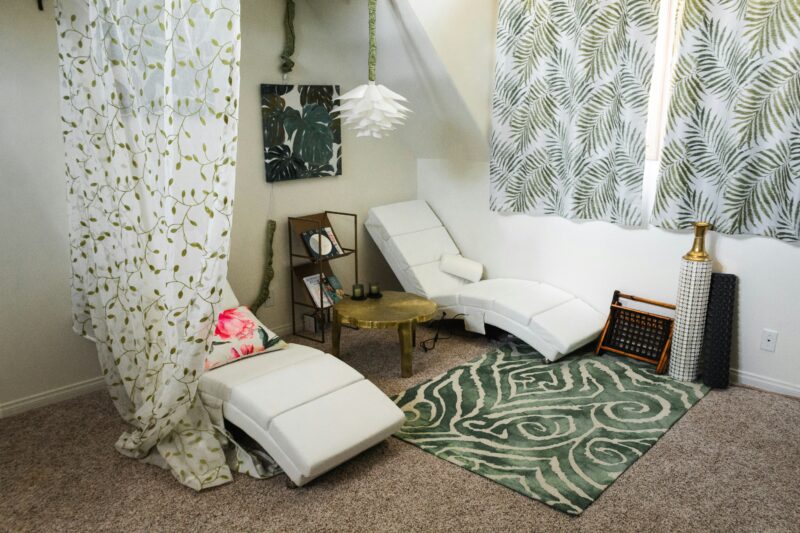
[394,340,708,515]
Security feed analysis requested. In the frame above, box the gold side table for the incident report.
[332,291,438,377]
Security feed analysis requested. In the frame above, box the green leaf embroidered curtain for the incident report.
[490,0,661,225]
[652,0,800,241]
[55,0,265,489]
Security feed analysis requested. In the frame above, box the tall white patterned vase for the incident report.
[669,223,713,382]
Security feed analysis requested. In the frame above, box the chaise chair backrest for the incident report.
[366,200,470,298]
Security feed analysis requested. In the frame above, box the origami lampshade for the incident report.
[332,0,409,139]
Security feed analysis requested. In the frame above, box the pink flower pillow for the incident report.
[205,306,287,371]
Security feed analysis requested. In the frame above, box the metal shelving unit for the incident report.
[288,211,357,343]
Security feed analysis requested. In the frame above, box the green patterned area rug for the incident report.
[394,340,708,515]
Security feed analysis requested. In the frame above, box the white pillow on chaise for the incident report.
[440,254,483,283]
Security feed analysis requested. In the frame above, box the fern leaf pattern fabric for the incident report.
[394,340,708,515]
[490,0,660,225]
[652,0,800,241]
[54,0,266,489]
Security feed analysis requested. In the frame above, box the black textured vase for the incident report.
[700,273,737,388]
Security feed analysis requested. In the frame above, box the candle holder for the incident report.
[368,282,382,299]
[351,283,366,301]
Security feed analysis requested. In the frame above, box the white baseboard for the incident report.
[0,375,106,419]
[731,369,800,398]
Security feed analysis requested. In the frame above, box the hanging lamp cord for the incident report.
[368,0,377,82]
[281,0,296,74]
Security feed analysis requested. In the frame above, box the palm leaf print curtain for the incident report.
[55,0,255,489]
[652,0,800,241]
[490,0,661,225]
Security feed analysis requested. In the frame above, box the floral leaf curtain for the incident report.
[652,0,800,241]
[55,0,256,489]
[490,0,660,225]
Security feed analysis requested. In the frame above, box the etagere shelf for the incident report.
[288,211,358,343]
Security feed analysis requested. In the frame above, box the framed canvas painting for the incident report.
[261,84,342,183]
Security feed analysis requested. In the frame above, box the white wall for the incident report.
[406,0,498,141]
[411,1,800,396]
[0,1,103,416]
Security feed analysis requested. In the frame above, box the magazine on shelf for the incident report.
[323,275,345,304]
[301,227,342,260]
[302,273,333,308]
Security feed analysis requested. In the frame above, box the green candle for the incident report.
[352,284,364,299]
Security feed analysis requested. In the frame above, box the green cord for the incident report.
[252,219,277,312]
[368,0,376,82]
[281,0,296,74]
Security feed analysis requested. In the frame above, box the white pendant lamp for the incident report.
[333,0,409,138]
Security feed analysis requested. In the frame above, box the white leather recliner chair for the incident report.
[199,282,405,486]
[366,200,606,362]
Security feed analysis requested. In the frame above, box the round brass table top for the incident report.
[334,290,438,329]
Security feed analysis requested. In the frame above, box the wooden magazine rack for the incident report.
[595,291,676,374]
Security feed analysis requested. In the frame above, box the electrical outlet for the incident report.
[760,329,778,352]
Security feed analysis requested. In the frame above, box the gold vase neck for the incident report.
[683,222,712,262]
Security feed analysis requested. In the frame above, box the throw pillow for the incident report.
[440,254,483,282]
[205,306,287,371]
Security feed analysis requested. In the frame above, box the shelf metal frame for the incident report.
[288,211,358,343]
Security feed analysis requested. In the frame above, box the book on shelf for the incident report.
[301,226,343,260]
[302,273,345,308]
[324,274,345,303]
[324,227,345,256]
[303,273,332,308]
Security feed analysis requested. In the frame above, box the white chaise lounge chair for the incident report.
[366,200,606,362]
[199,282,405,486]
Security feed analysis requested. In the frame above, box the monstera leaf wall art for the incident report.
[261,84,342,182]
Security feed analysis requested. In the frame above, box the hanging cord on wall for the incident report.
[368,0,377,82]
[251,219,277,312]
[280,0,296,77]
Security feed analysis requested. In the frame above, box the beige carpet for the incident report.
[1,326,799,532]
